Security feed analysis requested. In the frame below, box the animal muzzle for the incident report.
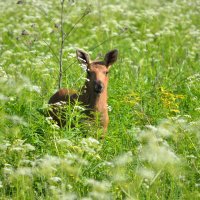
[94,80,104,93]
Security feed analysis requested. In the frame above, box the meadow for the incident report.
[0,0,200,199]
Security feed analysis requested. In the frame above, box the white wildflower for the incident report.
[66,153,88,166]
[137,167,155,180]
[0,140,11,150]
[157,127,171,137]
[186,154,197,159]
[87,137,100,145]
[139,140,179,165]
[86,179,111,200]
[67,184,73,190]
[31,85,41,93]
[15,167,32,177]
[67,52,75,58]
[49,185,58,191]
[0,181,3,188]
[6,115,27,126]
[80,63,87,71]
[51,123,60,129]
[113,151,133,166]
[3,165,13,175]
[11,147,23,152]
[86,179,111,192]
[102,161,113,167]
[179,175,186,181]
[53,101,66,106]
[57,139,73,146]
[145,125,158,132]
[20,159,34,166]
[0,93,9,101]
[24,143,35,151]
[50,176,62,183]
[74,105,85,111]
[60,193,77,200]
[183,115,192,119]
[46,116,53,121]
[107,105,112,112]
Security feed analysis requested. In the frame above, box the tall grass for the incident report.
[0,0,200,199]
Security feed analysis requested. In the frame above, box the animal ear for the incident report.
[76,49,90,66]
[104,49,118,67]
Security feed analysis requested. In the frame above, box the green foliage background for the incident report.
[0,0,200,199]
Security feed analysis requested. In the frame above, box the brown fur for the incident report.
[48,49,118,137]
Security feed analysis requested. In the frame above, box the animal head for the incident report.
[76,49,118,94]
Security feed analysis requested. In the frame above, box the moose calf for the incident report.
[48,49,118,137]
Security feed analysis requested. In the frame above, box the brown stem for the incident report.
[58,0,65,89]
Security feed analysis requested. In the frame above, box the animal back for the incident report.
[49,88,77,104]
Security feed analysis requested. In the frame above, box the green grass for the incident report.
[0,0,200,199]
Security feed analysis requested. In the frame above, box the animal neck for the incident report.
[79,82,108,113]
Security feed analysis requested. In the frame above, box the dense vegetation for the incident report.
[0,0,200,199]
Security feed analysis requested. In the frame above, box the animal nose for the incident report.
[94,80,104,93]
